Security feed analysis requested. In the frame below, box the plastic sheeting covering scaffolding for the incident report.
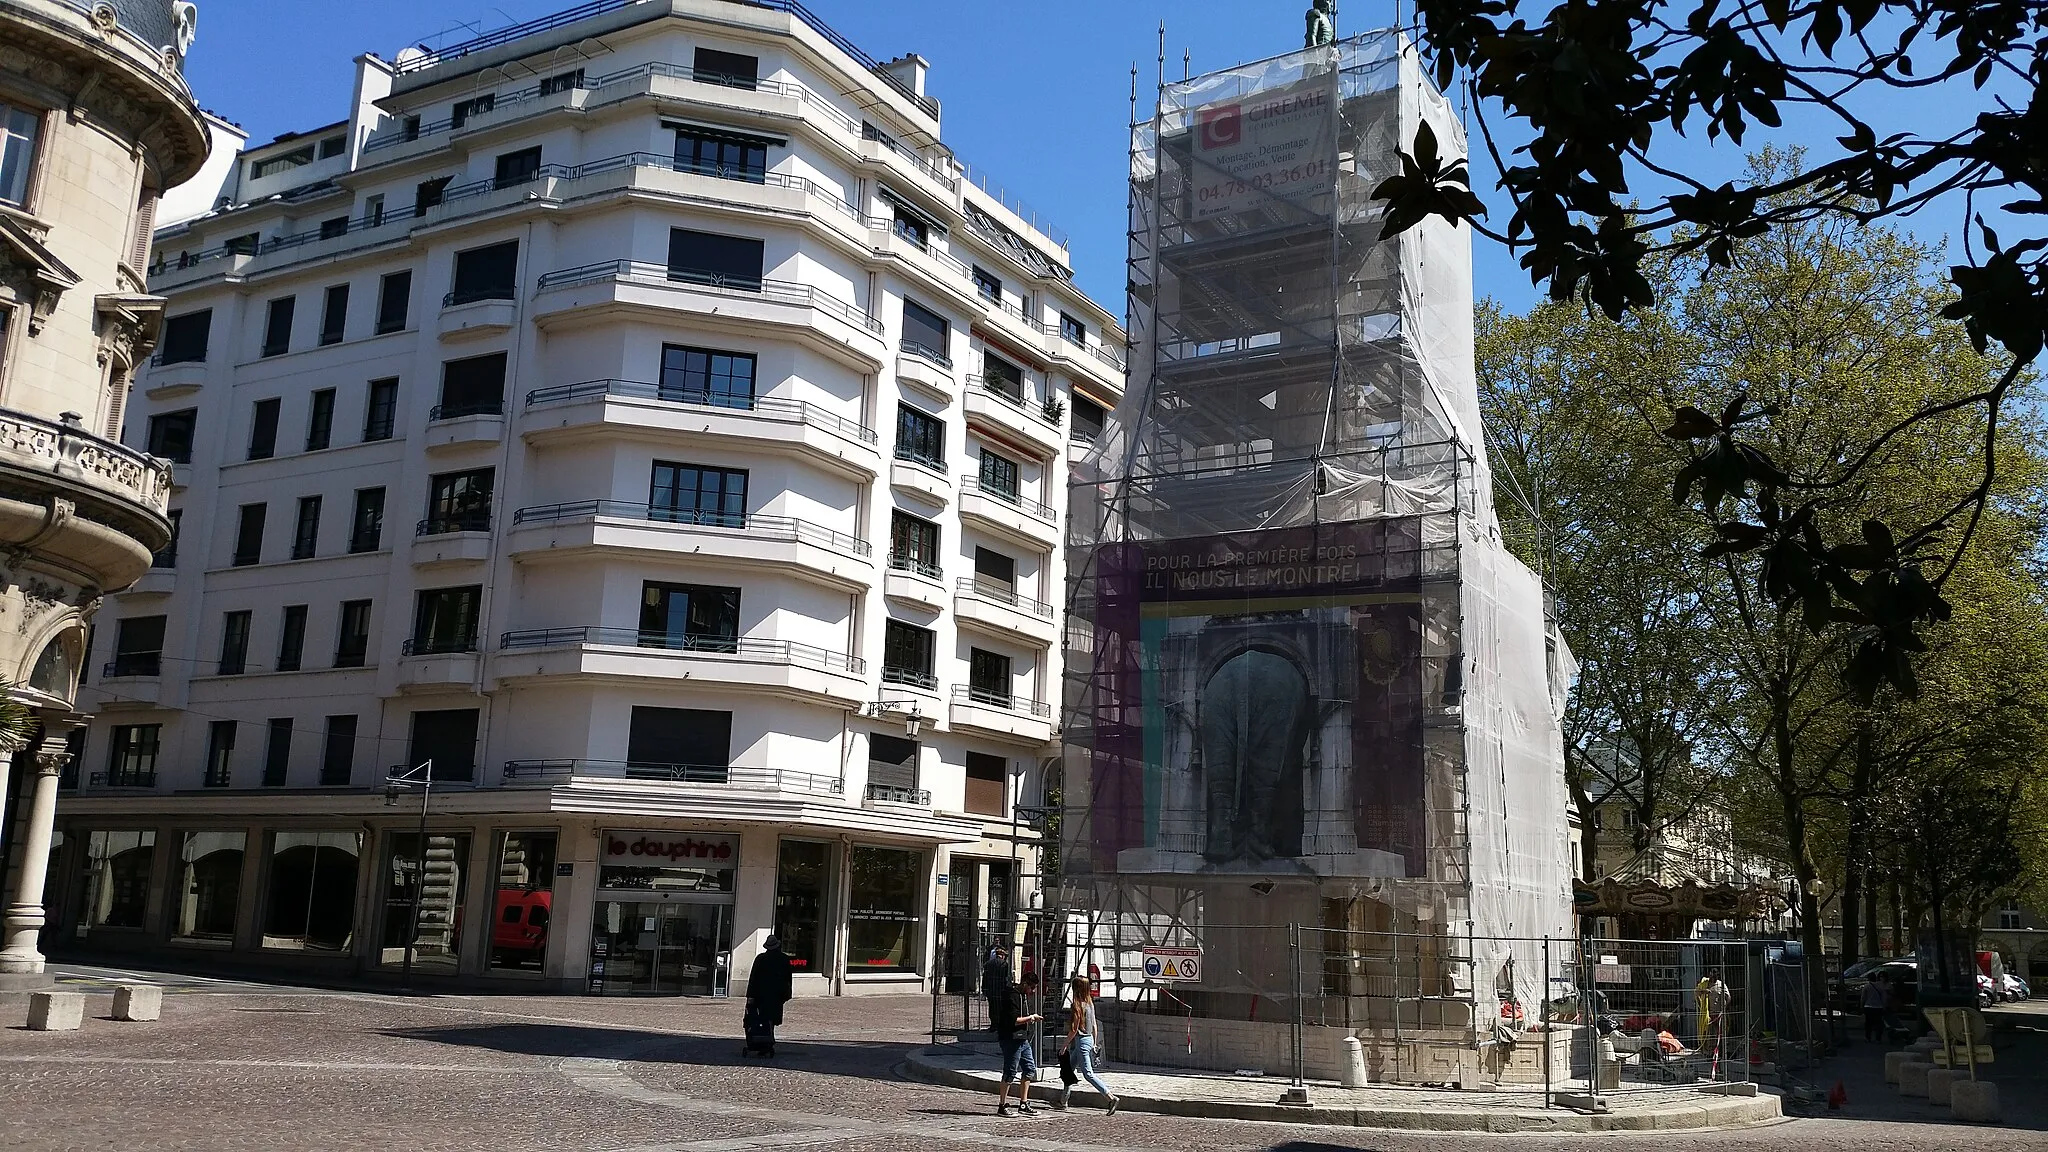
[1059,31,1573,1080]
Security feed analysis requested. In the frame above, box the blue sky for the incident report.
[182,0,1997,320]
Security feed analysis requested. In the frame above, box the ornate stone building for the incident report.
[0,0,208,983]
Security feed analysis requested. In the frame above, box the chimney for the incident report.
[879,53,929,99]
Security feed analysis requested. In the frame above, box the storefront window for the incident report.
[775,839,832,973]
[380,832,471,970]
[847,845,923,972]
[83,830,156,928]
[598,830,736,893]
[261,830,360,951]
[489,831,557,972]
[175,831,246,940]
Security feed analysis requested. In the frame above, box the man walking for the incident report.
[1862,973,1891,1042]
[985,945,1043,1116]
[744,935,794,1057]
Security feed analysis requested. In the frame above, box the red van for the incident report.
[492,889,552,967]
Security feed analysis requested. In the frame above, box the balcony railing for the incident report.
[429,399,505,420]
[523,378,877,443]
[417,513,492,536]
[889,555,942,580]
[533,262,882,334]
[443,285,517,307]
[511,501,870,556]
[402,636,479,656]
[150,350,206,367]
[954,684,1053,717]
[893,447,947,473]
[865,782,931,805]
[499,628,865,674]
[89,771,157,789]
[881,665,938,690]
[502,758,843,793]
[898,340,953,370]
[103,655,161,677]
[959,478,1057,521]
[966,374,1028,409]
[957,578,1055,619]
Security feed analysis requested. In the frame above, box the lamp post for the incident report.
[384,760,434,992]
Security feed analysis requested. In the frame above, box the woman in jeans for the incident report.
[1059,975,1119,1114]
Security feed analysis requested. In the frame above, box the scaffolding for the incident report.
[1057,31,1572,1082]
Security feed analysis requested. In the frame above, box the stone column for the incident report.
[0,718,81,974]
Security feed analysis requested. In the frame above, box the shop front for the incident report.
[588,829,737,996]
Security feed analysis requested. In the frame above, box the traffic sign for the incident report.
[1141,946,1202,982]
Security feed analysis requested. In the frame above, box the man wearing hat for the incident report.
[744,935,795,1057]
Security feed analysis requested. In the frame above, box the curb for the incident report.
[904,1049,1784,1132]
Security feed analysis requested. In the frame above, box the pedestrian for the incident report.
[743,935,794,1058]
[985,945,1043,1116]
[1862,973,1889,1042]
[1058,975,1120,1114]
[1693,968,1731,1049]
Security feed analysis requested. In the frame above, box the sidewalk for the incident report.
[907,1041,1784,1132]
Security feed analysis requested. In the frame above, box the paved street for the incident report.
[3,972,2043,1151]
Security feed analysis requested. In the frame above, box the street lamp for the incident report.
[384,759,434,993]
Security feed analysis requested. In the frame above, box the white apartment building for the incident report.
[54,0,1124,996]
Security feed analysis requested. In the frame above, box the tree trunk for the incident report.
[1771,682,1829,1051]
[1889,867,1905,958]
[1839,719,1875,970]
[1862,878,1880,959]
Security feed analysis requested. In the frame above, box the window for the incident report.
[846,845,923,972]
[147,409,196,463]
[650,462,746,526]
[248,397,281,460]
[965,751,1007,816]
[407,708,479,781]
[175,831,245,940]
[668,227,763,289]
[111,616,165,676]
[895,405,944,469]
[0,102,42,207]
[401,115,421,141]
[204,720,236,787]
[694,47,759,89]
[365,194,385,228]
[290,495,322,559]
[414,176,450,217]
[218,610,251,675]
[868,734,918,797]
[775,839,832,973]
[900,299,950,365]
[889,511,940,577]
[411,586,481,655]
[106,724,162,785]
[153,509,180,568]
[318,283,348,345]
[319,134,345,159]
[233,502,266,566]
[978,448,1020,500]
[882,620,936,689]
[539,68,584,95]
[375,271,411,334]
[158,309,211,364]
[451,94,495,128]
[659,344,755,406]
[488,831,558,971]
[494,146,542,190]
[334,599,372,667]
[891,203,928,248]
[60,726,82,788]
[438,352,506,417]
[424,468,493,533]
[673,127,768,182]
[638,582,741,652]
[969,648,1013,707]
[349,487,386,552]
[276,605,307,672]
[973,547,1016,592]
[1060,311,1086,346]
[626,706,733,776]
[1999,900,2022,930]
[261,830,360,950]
[319,215,348,240]
[321,715,357,784]
[83,830,157,928]
[981,352,1024,402]
[449,240,518,305]
[261,296,294,357]
[250,145,314,178]
[364,377,398,439]
[973,266,1002,304]
[379,831,471,970]
[1072,395,1106,444]
[224,231,259,256]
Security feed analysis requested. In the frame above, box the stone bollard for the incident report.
[1926,1067,1957,1106]
[1950,1080,1999,1123]
[26,991,83,1031]
[1898,1058,1933,1097]
[112,984,162,1022]
[1884,1050,1917,1084]
[1340,1035,1369,1088]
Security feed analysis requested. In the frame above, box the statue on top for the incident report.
[1305,0,1336,48]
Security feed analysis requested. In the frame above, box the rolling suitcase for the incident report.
[742,1002,776,1057]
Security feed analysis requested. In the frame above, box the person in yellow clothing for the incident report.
[1694,969,1732,1049]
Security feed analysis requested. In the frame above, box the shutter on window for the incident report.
[129,193,158,273]
[103,370,126,439]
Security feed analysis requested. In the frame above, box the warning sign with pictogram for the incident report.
[1140,947,1203,982]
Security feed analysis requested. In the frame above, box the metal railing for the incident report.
[865,782,931,805]
[103,656,161,678]
[510,501,869,556]
[150,350,206,367]
[955,578,1054,619]
[860,121,955,189]
[888,555,943,580]
[881,666,938,690]
[523,378,876,443]
[899,339,953,370]
[498,627,864,674]
[533,261,881,334]
[959,478,1057,522]
[429,400,505,420]
[89,771,157,789]
[417,513,491,536]
[443,285,517,307]
[502,758,842,793]
[402,636,479,656]
[953,684,1052,717]
[893,447,948,474]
